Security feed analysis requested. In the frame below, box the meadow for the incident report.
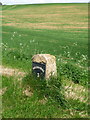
[1,3,88,118]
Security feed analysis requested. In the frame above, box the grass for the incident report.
[1,3,88,118]
[2,75,88,118]
[2,25,88,85]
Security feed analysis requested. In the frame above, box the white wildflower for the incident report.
[14,56,16,59]
[73,42,77,46]
[32,40,35,42]
[20,43,22,46]
[5,48,7,51]
[66,46,69,49]
[58,58,60,61]
[76,52,78,55]
[81,54,87,61]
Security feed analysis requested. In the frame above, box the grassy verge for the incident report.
[2,75,88,118]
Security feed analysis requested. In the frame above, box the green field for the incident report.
[2,3,88,118]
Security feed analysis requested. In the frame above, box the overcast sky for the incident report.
[1,0,89,5]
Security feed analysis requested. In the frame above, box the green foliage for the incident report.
[22,74,68,108]
[59,62,88,86]
[6,49,32,61]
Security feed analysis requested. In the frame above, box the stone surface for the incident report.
[32,54,57,79]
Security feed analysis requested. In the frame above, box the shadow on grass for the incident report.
[22,73,68,108]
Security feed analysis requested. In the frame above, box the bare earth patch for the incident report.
[0,65,87,103]
[2,31,9,34]
[0,15,2,18]
[3,22,88,30]
[0,65,25,77]
[0,87,7,95]
[23,86,33,97]
[64,81,88,103]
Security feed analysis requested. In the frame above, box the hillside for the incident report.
[2,3,88,118]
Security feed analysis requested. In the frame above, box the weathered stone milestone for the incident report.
[32,54,57,79]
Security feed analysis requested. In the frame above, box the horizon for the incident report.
[1,0,89,5]
[1,3,89,5]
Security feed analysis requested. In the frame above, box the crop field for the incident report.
[1,3,89,118]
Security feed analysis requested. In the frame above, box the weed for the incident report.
[59,62,88,85]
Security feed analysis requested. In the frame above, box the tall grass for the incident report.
[2,75,88,118]
[22,74,68,108]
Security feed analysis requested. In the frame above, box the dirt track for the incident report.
[0,65,25,77]
[0,65,88,103]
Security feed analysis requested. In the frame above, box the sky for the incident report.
[1,0,89,5]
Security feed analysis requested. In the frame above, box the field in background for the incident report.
[2,3,88,118]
